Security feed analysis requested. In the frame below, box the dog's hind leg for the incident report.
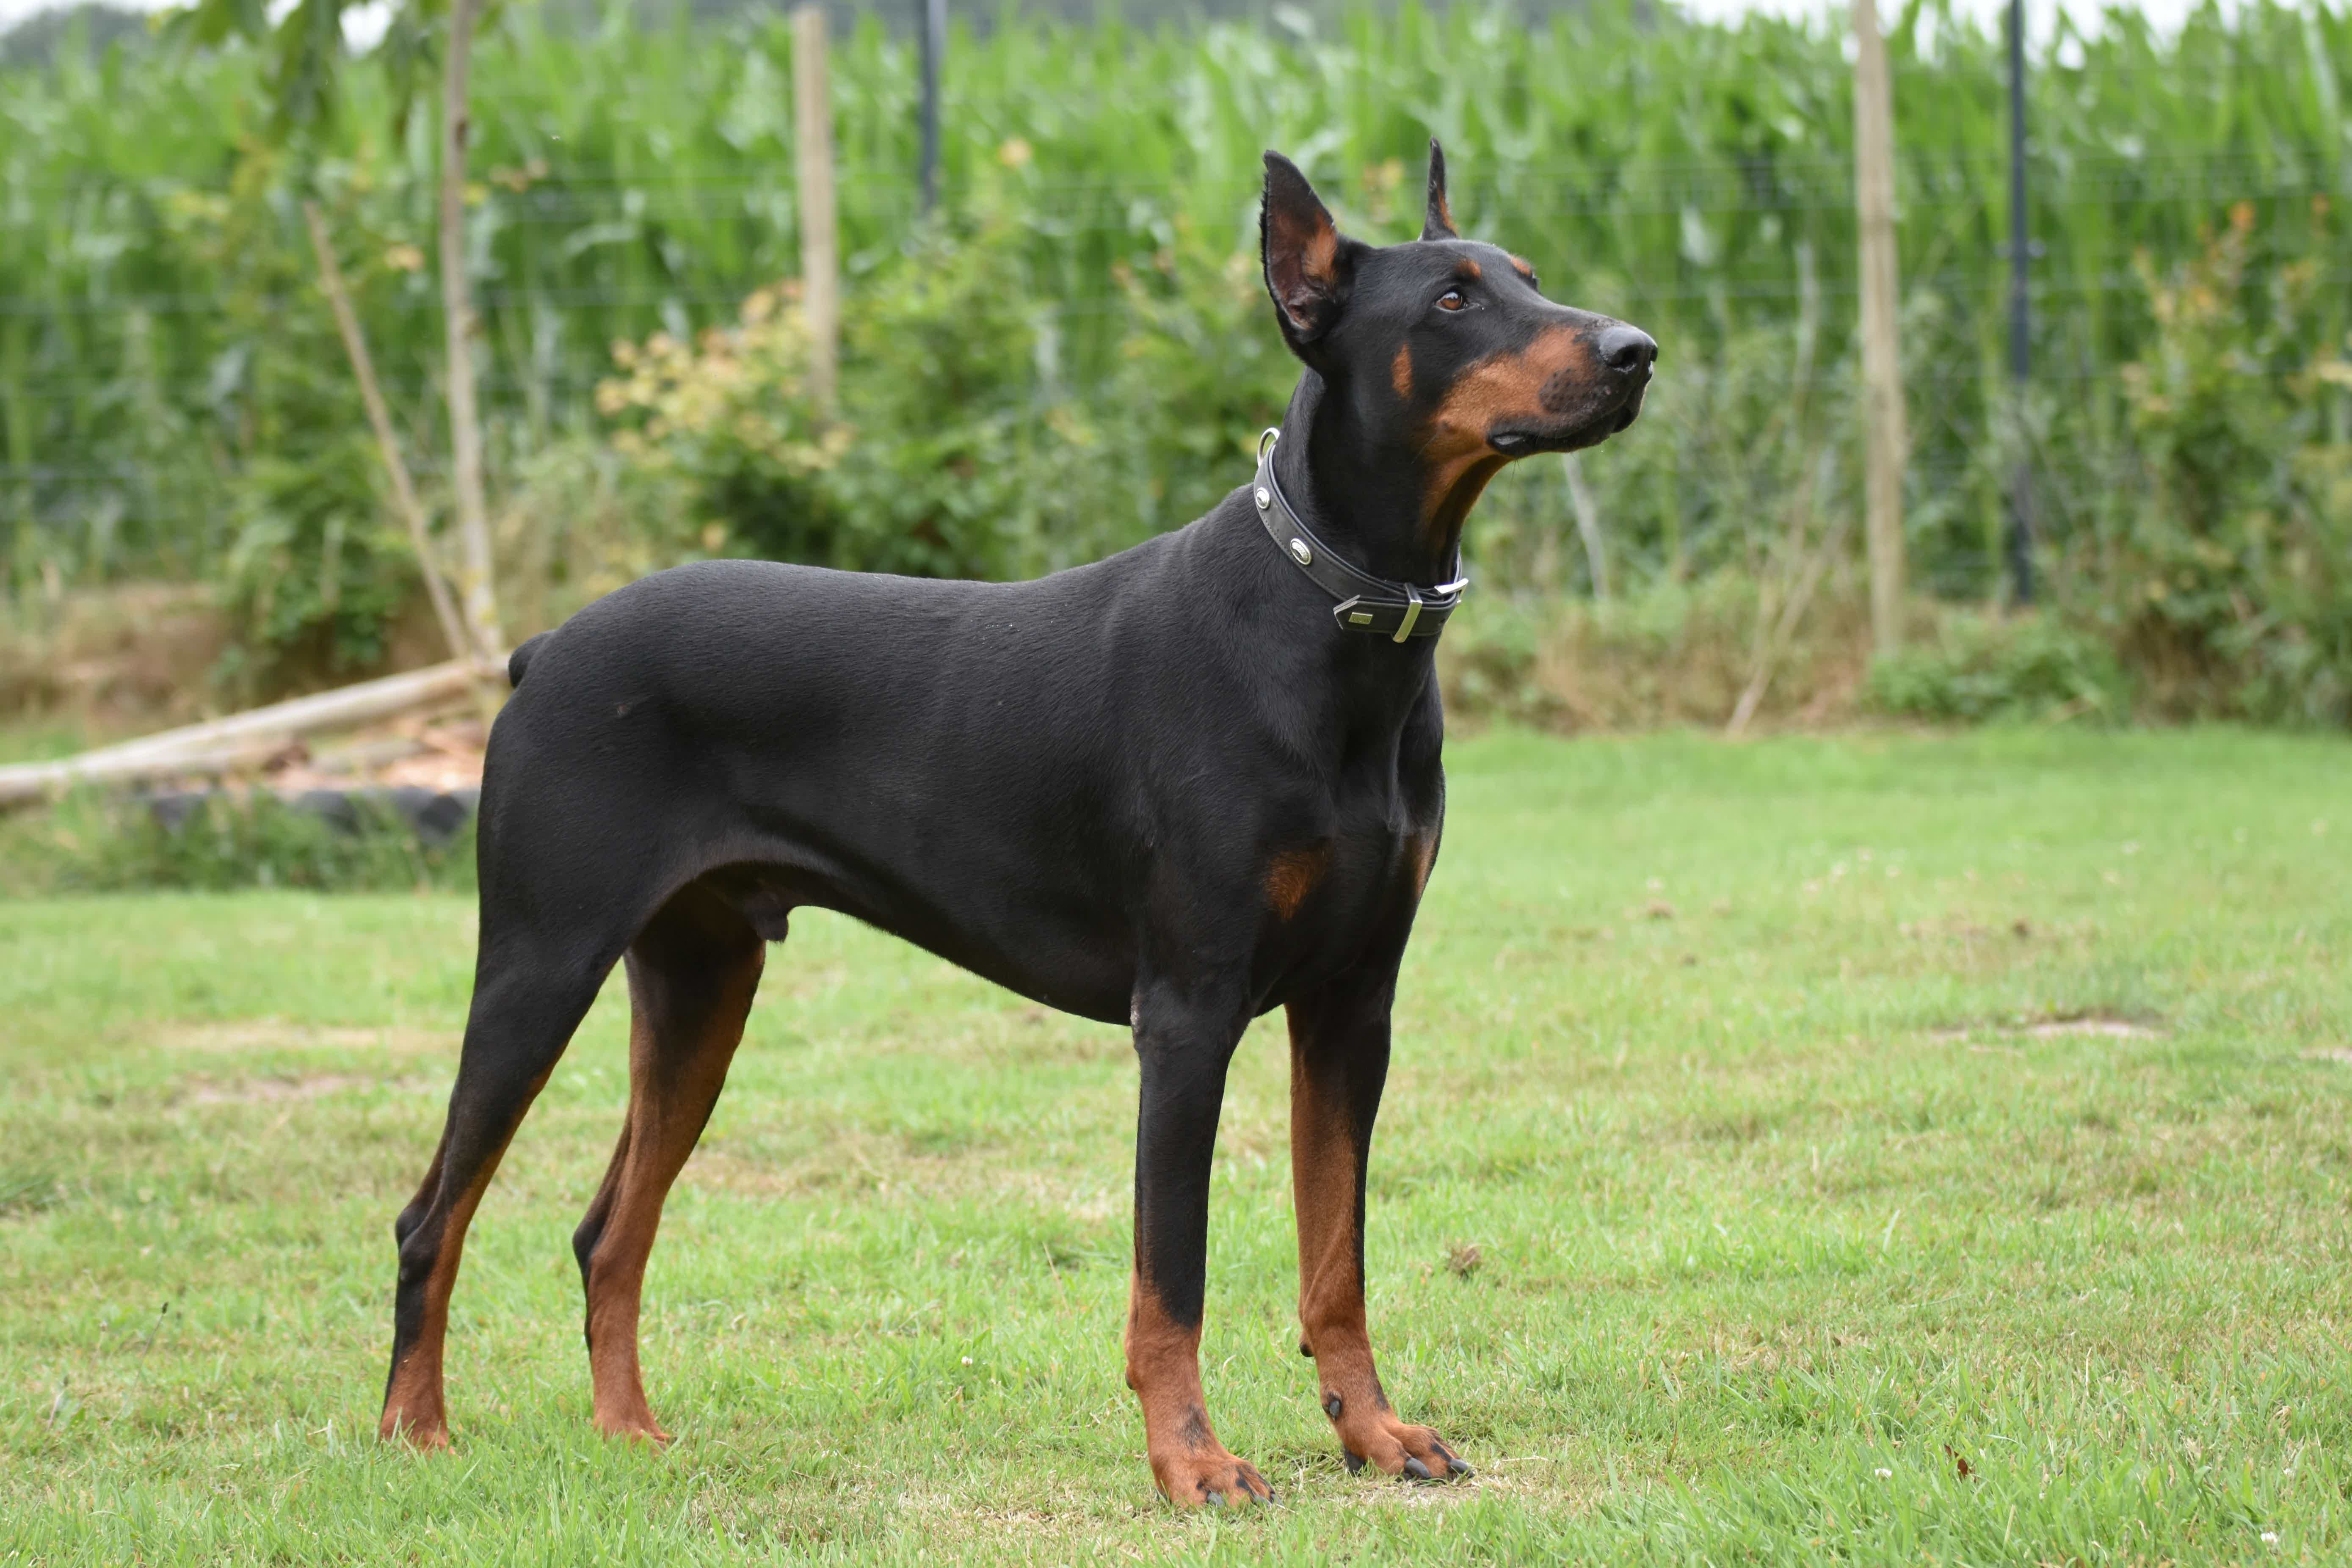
[573,880,765,1441]
[380,929,613,1448]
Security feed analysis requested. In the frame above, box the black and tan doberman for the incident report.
[379,141,1654,1505]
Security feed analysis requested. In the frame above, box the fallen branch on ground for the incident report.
[0,657,500,809]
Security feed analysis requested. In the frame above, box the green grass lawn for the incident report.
[3,729,2349,1564]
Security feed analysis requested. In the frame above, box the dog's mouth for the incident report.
[1488,379,1649,458]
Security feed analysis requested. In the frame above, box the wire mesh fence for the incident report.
[2,0,2346,615]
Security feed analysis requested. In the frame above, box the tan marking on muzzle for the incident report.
[1391,344,1413,401]
[1416,326,1596,542]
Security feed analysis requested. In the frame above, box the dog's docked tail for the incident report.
[508,631,553,689]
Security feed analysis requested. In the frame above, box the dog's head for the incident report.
[1260,141,1655,476]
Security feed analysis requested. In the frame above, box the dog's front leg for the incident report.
[1124,974,1272,1507]
[1288,973,1472,1481]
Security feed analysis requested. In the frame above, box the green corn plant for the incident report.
[0,0,2344,663]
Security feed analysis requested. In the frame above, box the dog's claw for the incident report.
[1322,1393,1344,1420]
[1343,1449,1366,1474]
[1447,1455,1474,1476]
[1404,1456,1434,1480]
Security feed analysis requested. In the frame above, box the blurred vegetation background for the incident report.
[2,0,2348,730]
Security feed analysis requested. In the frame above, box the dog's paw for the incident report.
[1324,1395,1471,1482]
[380,1413,453,1452]
[595,1414,674,1445]
[1151,1446,1275,1508]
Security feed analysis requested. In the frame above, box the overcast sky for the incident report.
[0,0,2226,46]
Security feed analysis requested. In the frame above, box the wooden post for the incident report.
[301,201,479,670]
[439,0,504,665]
[1852,0,1908,657]
[793,6,840,414]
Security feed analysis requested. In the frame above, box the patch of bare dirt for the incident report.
[1932,1013,2163,1043]
[2021,1018,2161,1040]
[178,1073,433,1106]
[265,715,486,793]
[155,1021,450,1055]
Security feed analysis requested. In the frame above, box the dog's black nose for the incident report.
[1598,325,1657,373]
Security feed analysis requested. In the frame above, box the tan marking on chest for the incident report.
[1264,845,1334,919]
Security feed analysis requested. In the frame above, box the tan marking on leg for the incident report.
[1288,1026,1378,1408]
[1264,844,1333,921]
[584,942,762,1442]
[379,1072,551,1449]
[1391,343,1413,401]
[1290,1012,1466,1482]
[1407,831,1438,896]
[1124,1273,1269,1506]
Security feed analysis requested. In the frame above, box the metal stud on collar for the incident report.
[1289,538,1313,566]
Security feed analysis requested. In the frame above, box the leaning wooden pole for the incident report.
[792,5,840,416]
[301,201,480,670]
[439,0,504,665]
[1852,0,1908,657]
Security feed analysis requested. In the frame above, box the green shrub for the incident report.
[1867,612,2131,725]
[2077,206,2352,724]
[215,439,418,690]
[1099,218,1297,544]
[596,280,853,565]
[0,788,476,894]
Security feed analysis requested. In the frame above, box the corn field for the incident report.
[2,0,2348,669]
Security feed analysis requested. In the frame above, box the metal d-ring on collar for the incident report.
[1252,427,1468,642]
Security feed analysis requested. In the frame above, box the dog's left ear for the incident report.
[1261,151,1363,348]
[1422,138,1458,241]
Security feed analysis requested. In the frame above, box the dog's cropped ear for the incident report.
[1422,138,1458,241]
[1261,152,1361,347]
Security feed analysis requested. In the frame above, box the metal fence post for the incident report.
[2006,0,2035,605]
[918,0,945,214]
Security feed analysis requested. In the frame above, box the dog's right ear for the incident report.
[1261,152,1360,349]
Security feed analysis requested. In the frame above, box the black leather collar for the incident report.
[1251,428,1468,641]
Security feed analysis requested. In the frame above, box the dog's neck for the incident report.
[1272,372,1473,590]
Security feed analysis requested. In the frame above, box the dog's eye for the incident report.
[1436,289,1467,312]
